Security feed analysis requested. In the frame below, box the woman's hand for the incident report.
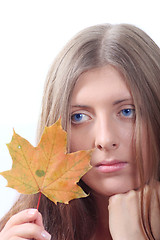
[0,208,51,240]
[108,185,160,240]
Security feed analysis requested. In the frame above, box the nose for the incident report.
[94,117,119,151]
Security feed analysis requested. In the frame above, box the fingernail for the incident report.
[41,230,51,240]
[27,209,37,215]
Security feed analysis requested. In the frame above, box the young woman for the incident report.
[0,23,160,240]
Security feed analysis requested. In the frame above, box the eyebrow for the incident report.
[71,104,91,109]
[113,98,133,105]
[71,98,133,109]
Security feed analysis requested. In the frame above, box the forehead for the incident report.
[71,65,132,103]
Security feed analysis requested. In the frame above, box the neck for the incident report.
[91,193,112,240]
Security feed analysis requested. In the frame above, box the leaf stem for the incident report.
[37,192,42,210]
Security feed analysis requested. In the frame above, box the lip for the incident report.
[95,160,128,173]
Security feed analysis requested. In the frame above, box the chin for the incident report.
[92,185,136,198]
[82,173,140,197]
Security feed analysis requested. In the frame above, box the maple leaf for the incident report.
[0,119,92,204]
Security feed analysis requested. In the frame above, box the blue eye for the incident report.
[71,113,90,124]
[121,109,135,118]
[72,113,83,122]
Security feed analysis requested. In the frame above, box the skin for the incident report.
[1,65,159,240]
[0,208,51,240]
[69,65,153,240]
[69,65,145,196]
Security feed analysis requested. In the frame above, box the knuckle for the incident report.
[109,193,121,205]
[126,189,135,196]
[125,189,139,200]
[7,214,16,226]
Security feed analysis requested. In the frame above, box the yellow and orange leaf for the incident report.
[0,119,92,204]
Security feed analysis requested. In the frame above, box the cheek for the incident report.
[118,124,135,158]
[69,127,93,153]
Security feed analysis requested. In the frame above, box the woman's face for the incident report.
[69,65,147,196]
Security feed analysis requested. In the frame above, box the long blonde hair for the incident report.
[1,23,160,240]
[39,23,160,179]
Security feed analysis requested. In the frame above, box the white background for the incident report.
[0,0,160,219]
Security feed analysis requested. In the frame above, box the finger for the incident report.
[9,238,28,240]
[3,209,39,230]
[33,211,44,227]
[109,189,140,205]
[3,223,51,240]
